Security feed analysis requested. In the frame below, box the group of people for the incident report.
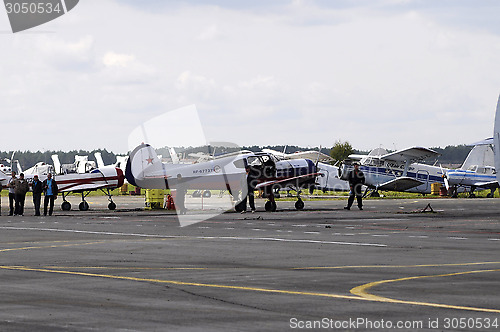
[3,171,59,216]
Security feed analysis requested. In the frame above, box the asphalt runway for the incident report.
[0,196,499,331]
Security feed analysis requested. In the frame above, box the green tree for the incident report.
[330,140,354,163]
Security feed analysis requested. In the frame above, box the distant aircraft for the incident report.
[444,140,498,198]
[339,146,447,196]
[126,143,322,212]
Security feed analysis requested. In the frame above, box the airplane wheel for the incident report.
[469,193,476,198]
[79,201,89,211]
[265,201,277,212]
[61,201,71,211]
[370,191,380,198]
[234,201,244,213]
[295,199,304,210]
[202,190,212,198]
[108,202,117,210]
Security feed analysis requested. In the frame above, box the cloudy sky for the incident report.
[1,0,500,153]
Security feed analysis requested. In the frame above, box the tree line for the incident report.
[0,143,473,171]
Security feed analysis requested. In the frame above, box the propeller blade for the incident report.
[440,164,450,190]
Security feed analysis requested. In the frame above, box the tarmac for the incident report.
[0,195,499,331]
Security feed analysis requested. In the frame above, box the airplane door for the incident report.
[416,170,429,192]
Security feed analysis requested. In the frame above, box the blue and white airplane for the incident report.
[339,146,447,196]
[444,141,498,198]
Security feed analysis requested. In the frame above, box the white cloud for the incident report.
[0,0,500,154]
[102,52,136,67]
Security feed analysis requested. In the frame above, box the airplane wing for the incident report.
[376,177,424,191]
[472,180,499,189]
[379,147,439,163]
[469,137,493,146]
[56,168,124,192]
[284,151,333,163]
[346,154,367,161]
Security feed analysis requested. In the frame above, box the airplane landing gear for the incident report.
[100,188,117,210]
[294,198,304,210]
[60,193,72,211]
[61,201,71,211]
[265,200,277,212]
[79,201,89,211]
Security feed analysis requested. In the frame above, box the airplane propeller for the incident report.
[440,164,450,190]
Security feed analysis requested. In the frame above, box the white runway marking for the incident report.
[0,226,387,247]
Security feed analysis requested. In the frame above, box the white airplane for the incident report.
[19,154,125,211]
[339,146,447,196]
[444,139,498,197]
[49,154,125,211]
[126,143,322,212]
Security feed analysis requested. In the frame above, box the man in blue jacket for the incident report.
[32,175,43,216]
[43,173,58,216]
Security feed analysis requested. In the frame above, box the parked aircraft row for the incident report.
[1,153,126,211]
[125,93,500,214]
[3,94,499,214]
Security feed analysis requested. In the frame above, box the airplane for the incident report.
[262,148,350,193]
[50,154,125,211]
[125,143,322,212]
[338,146,448,196]
[444,140,498,198]
[20,154,125,211]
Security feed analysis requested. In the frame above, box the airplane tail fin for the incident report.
[51,155,62,175]
[169,147,180,164]
[125,143,168,189]
[15,160,23,174]
[95,152,105,168]
[494,93,500,184]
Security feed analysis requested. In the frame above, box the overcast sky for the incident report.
[1,0,500,154]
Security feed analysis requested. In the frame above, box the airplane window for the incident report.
[467,165,478,172]
[233,159,245,169]
[247,156,262,166]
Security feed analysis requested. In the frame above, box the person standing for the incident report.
[7,171,17,216]
[32,175,43,216]
[43,173,58,216]
[240,166,257,213]
[344,163,365,210]
[14,173,30,216]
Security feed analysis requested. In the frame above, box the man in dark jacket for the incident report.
[32,175,43,216]
[240,166,258,213]
[14,173,30,216]
[345,163,365,210]
[43,173,58,216]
